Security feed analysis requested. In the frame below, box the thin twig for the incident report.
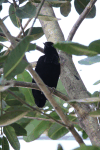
[13,0,25,36]
[17,18,32,38]
[36,45,44,53]
[0,43,9,49]
[27,0,45,35]
[24,116,58,122]
[18,19,25,36]
[67,0,97,41]
[24,116,78,125]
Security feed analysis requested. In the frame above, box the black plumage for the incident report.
[32,42,60,108]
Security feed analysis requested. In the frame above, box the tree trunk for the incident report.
[39,3,100,146]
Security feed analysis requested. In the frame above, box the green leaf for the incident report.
[38,14,60,21]
[74,145,100,150]
[54,42,97,56]
[0,51,5,56]
[17,70,35,106]
[0,5,2,12]
[4,36,32,79]
[57,79,67,95]
[89,110,100,117]
[0,106,29,126]
[11,123,27,136]
[68,115,77,122]
[9,4,21,28]
[78,40,100,65]
[57,144,63,150]
[74,124,82,132]
[19,0,27,5]
[0,99,7,109]
[0,36,7,42]
[82,130,88,139]
[0,138,2,145]
[24,27,44,41]
[23,119,42,142]
[9,87,19,91]
[89,40,100,53]
[78,56,100,65]
[28,43,36,51]
[50,111,60,120]
[46,0,58,1]
[24,118,51,142]
[10,59,28,79]
[0,0,5,4]
[2,0,8,3]
[49,0,65,8]
[74,0,96,18]
[2,136,9,150]
[0,45,3,52]
[6,105,30,112]
[93,80,100,85]
[0,55,8,64]
[17,112,35,128]
[48,123,69,139]
[60,2,71,17]
[5,91,25,106]
[54,95,67,113]
[3,126,20,150]
[91,91,99,97]
[16,2,36,19]
[33,121,51,138]
[0,28,8,41]
[0,35,7,42]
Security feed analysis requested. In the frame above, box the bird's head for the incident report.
[43,42,54,48]
[43,42,58,56]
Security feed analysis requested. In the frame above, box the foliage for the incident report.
[0,0,99,150]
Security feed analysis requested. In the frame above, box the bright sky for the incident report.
[1,1,100,150]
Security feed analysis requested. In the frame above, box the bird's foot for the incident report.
[50,87,56,94]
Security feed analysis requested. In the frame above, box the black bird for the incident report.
[32,42,60,108]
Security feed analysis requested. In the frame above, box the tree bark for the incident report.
[39,3,100,146]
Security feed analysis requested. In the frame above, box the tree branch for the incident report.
[5,80,70,102]
[24,116,78,125]
[67,0,97,41]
